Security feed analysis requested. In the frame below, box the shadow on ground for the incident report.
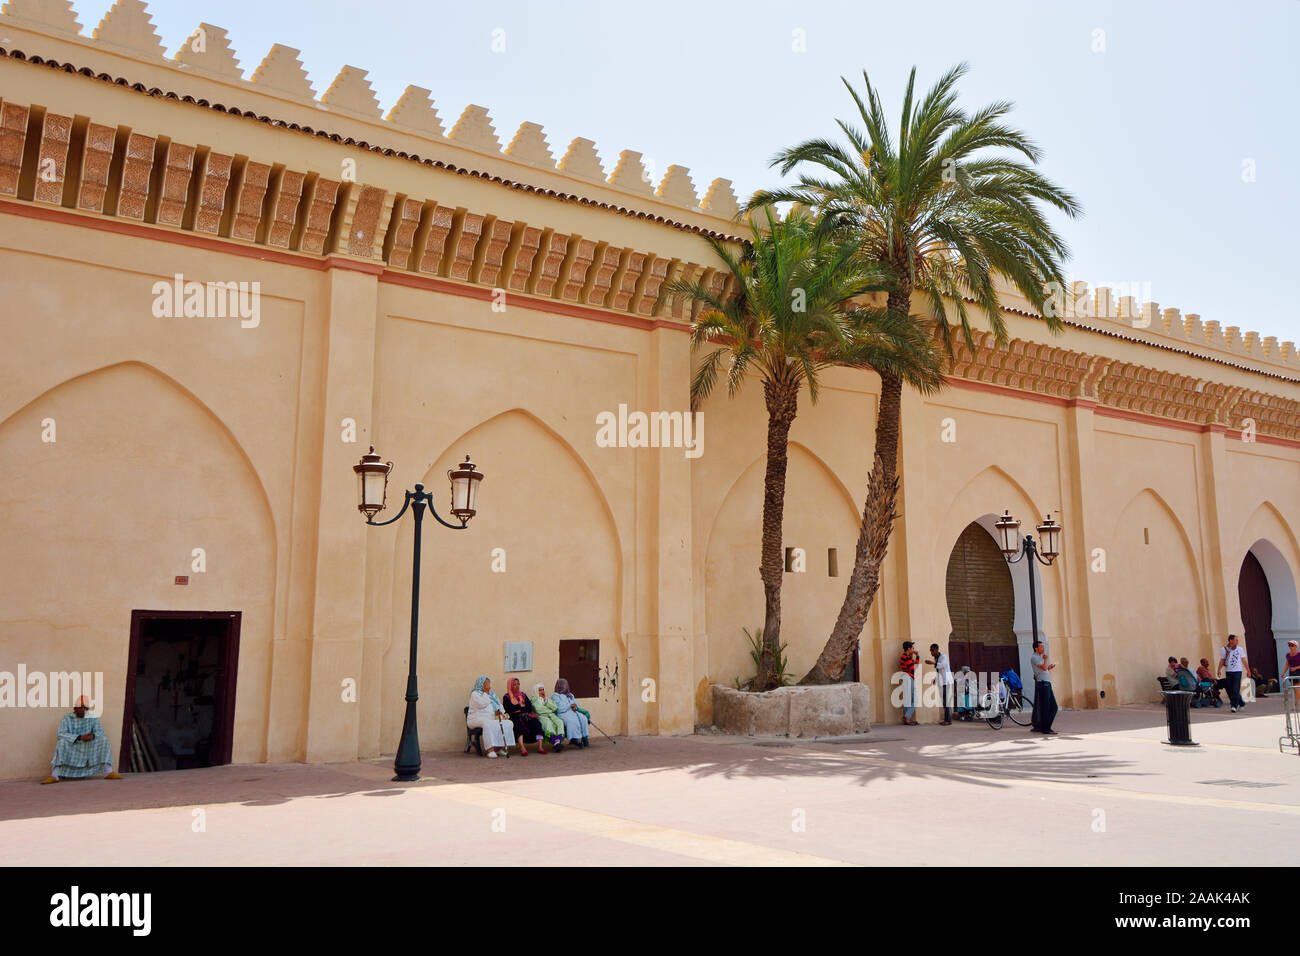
[6,698,1280,823]
[0,708,1178,823]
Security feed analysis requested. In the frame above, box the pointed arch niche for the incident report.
[1107,488,1205,703]
[378,409,623,750]
[0,362,277,778]
[1237,502,1300,681]
[703,442,864,689]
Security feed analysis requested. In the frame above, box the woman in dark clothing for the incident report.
[502,677,549,755]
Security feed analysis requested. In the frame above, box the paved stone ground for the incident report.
[3,697,1297,866]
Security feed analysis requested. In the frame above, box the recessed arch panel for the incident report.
[380,409,623,749]
[1107,488,1205,703]
[0,362,276,778]
[703,442,863,688]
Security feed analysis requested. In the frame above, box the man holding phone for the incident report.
[927,643,954,725]
[1029,640,1058,735]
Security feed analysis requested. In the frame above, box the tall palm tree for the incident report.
[749,64,1082,684]
[669,209,943,690]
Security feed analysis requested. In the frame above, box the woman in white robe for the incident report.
[466,676,516,757]
[552,678,589,747]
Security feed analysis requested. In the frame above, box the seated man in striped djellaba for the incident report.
[41,696,122,784]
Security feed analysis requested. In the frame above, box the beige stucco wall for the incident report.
[1,10,1298,779]
[3,214,1299,780]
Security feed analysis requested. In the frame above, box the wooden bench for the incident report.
[464,707,483,756]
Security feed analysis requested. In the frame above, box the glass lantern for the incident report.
[995,510,1022,557]
[1037,514,1063,561]
[354,446,392,519]
[448,455,484,524]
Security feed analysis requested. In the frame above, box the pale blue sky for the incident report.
[63,0,1300,343]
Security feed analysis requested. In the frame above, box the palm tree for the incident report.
[749,64,1082,684]
[669,209,943,690]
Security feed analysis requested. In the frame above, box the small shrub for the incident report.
[743,626,793,689]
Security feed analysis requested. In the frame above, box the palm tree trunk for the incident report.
[756,377,799,690]
[801,288,910,684]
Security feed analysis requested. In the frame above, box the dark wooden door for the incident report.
[209,613,242,765]
[946,523,1017,673]
[1239,552,1275,680]
[983,644,1021,680]
[121,611,241,771]
[558,638,600,698]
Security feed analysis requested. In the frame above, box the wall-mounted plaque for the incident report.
[504,641,534,673]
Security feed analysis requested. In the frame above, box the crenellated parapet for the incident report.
[981,275,1300,380]
[0,0,742,230]
[948,329,1300,442]
[1075,281,1299,378]
[0,0,745,324]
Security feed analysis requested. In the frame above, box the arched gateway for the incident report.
[945,522,1020,676]
[1239,540,1300,682]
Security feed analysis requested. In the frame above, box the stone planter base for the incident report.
[711,682,871,737]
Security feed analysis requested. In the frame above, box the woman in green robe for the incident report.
[531,682,565,750]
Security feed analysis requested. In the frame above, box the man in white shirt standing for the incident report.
[1217,634,1249,713]
[928,643,954,725]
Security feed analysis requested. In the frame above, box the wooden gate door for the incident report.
[1239,552,1275,680]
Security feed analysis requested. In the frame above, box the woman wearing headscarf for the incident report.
[530,683,565,751]
[502,677,548,755]
[552,677,590,748]
[466,676,516,758]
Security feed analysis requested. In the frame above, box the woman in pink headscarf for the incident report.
[501,677,549,755]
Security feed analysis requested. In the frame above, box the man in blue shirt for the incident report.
[1029,640,1058,735]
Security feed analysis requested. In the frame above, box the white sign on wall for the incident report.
[504,641,534,673]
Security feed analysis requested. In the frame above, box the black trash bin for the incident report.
[1161,690,1198,747]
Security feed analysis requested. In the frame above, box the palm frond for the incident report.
[757,62,1080,366]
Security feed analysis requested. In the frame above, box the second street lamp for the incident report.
[354,446,484,782]
[996,510,1063,657]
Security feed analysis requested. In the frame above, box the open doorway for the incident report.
[120,611,241,772]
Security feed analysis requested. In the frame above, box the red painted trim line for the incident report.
[947,377,1070,407]
[323,255,384,276]
[1,200,1294,442]
[1091,405,1205,434]
[0,198,326,269]
[378,269,689,332]
[947,376,1299,449]
[0,198,689,332]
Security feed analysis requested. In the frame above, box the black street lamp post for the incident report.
[354,447,484,782]
[995,511,1063,655]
